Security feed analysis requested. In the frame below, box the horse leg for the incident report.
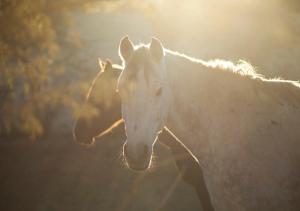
[158,128,215,211]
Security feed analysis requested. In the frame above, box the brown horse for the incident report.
[73,59,214,211]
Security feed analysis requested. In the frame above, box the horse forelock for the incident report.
[122,46,154,84]
[129,47,147,68]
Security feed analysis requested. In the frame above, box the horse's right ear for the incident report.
[119,36,134,62]
[150,37,164,62]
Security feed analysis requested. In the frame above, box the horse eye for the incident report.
[155,87,162,97]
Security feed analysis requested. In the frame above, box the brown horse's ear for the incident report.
[150,37,164,62]
[98,58,105,71]
[104,59,112,71]
[119,36,134,62]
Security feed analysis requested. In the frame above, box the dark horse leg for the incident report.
[73,59,215,211]
[159,128,214,211]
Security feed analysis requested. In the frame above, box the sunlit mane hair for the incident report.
[164,49,300,88]
[165,49,260,78]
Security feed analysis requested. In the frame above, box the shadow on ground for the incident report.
[0,132,201,211]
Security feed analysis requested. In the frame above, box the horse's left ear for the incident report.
[150,37,164,62]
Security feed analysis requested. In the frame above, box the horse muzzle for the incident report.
[123,142,152,171]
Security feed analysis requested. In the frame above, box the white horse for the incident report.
[117,36,300,211]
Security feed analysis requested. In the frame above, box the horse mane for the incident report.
[164,49,300,88]
[162,48,300,108]
[128,44,300,89]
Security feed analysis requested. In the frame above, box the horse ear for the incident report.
[98,58,105,70]
[104,59,112,71]
[150,37,164,62]
[119,36,134,62]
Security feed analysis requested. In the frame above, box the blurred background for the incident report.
[0,0,300,210]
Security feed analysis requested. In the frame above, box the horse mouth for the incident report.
[123,154,151,171]
[123,143,152,171]
[73,132,94,145]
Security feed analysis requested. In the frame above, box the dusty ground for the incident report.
[0,132,201,211]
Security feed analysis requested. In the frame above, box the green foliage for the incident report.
[0,0,108,139]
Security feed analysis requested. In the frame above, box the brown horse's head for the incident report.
[73,59,122,145]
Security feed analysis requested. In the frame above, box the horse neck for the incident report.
[164,53,208,159]
[163,52,253,161]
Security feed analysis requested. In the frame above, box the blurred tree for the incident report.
[283,0,300,12]
[0,0,111,139]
